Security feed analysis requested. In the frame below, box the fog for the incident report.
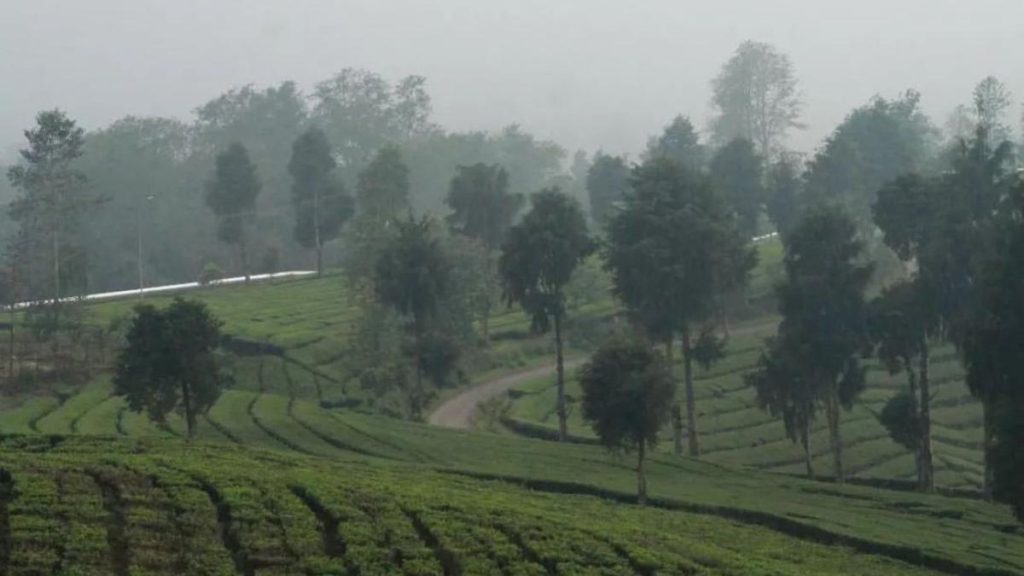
[2,0,1022,159]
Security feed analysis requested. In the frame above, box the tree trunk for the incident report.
[918,341,934,492]
[52,231,61,303]
[313,187,323,277]
[182,380,196,439]
[802,418,814,480]
[637,439,647,506]
[682,327,700,457]
[239,233,250,283]
[554,312,567,442]
[665,339,683,456]
[905,360,922,488]
[982,395,994,500]
[826,387,844,483]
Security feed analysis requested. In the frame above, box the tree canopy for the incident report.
[445,163,523,251]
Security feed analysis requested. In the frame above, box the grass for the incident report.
[0,434,1005,576]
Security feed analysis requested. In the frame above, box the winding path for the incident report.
[428,360,583,429]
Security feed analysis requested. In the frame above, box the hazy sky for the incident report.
[2,0,1022,161]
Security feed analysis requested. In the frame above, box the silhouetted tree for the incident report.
[374,216,453,419]
[774,204,872,483]
[114,298,226,437]
[445,163,523,250]
[357,146,410,226]
[709,41,803,155]
[764,153,803,237]
[205,143,261,281]
[709,138,764,237]
[643,116,706,172]
[605,158,755,456]
[580,334,674,505]
[586,153,631,227]
[499,189,594,440]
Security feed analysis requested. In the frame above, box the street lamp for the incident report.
[137,194,155,299]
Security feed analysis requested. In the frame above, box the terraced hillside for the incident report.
[1,385,1023,574]
[504,317,985,489]
[0,436,970,576]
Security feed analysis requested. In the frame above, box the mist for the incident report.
[2,0,1022,160]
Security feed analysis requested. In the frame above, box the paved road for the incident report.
[428,360,584,429]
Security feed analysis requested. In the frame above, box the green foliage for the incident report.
[445,163,523,251]
[197,261,224,286]
[642,115,706,172]
[805,91,935,228]
[205,142,261,277]
[605,157,753,343]
[113,298,227,436]
[879,391,920,452]
[773,203,873,479]
[356,145,410,224]
[709,138,764,237]
[499,189,594,333]
[288,126,354,272]
[585,152,630,227]
[764,154,803,237]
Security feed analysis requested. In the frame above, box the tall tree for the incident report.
[605,158,755,456]
[868,279,935,490]
[709,41,803,155]
[747,333,818,478]
[708,138,765,237]
[312,69,433,174]
[973,76,1014,148]
[804,91,935,229]
[7,110,91,303]
[288,126,354,275]
[205,143,261,281]
[764,153,803,238]
[643,116,706,172]
[114,298,226,437]
[374,216,453,419]
[585,152,631,227]
[774,204,872,482]
[579,334,674,505]
[445,163,523,250]
[356,146,410,226]
[499,189,594,440]
[962,176,1024,519]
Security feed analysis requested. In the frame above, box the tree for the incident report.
[311,69,433,174]
[868,280,934,490]
[113,298,226,437]
[7,110,91,303]
[773,204,872,482]
[605,158,755,456]
[708,138,764,237]
[642,116,706,172]
[357,146,410,226]
[709,41,803,155]
[445,163,523,250]
[288,127,354,275]
[962,176,1024,518]
[499,189,595,440]
[973,76,1014,148]
[205,143,261,281]
[579,334,674,504]
[586,153,631,227]
[804,91,935,229]
[764,153,803,238]
[374,216,454,419]
[746,333,818,478]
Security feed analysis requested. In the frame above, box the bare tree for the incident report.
[709,41,803,156]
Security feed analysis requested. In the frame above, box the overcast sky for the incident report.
[2,0,1022,161]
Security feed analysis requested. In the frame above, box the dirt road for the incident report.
[428,360,583,429]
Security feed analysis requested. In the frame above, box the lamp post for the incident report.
[137,194,155,299]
